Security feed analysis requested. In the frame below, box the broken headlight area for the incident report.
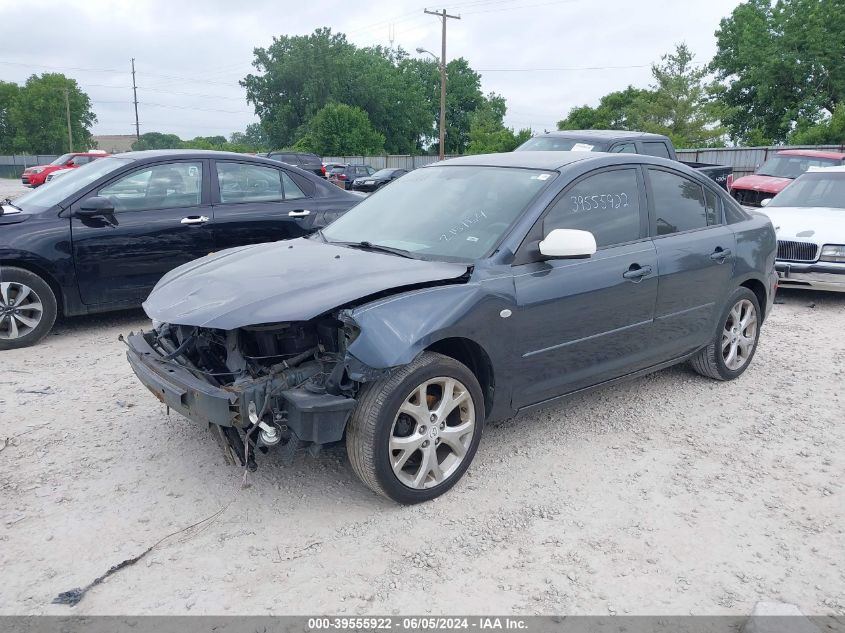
[125,316,371,471]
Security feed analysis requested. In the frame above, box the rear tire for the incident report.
[346,351,485,504]
[690,286,761,381]
[0,267,58,350]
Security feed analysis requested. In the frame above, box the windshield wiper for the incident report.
[332,240,417,259]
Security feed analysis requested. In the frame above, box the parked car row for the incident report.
[5,138,841,505]
[728,148,845,207]
[21,151,110,187]
[262,152,407,193]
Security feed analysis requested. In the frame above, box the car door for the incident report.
[211,159,314,251]
[70,159,213,306]
[511,166,659,408]
[645,167,736,358]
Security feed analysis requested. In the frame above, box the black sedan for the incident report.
[0,150,360,349]
[351,168,408,193]
[127,151,777,504]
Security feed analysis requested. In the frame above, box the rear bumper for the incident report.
[776,261,845,292]
[126,331,356,443]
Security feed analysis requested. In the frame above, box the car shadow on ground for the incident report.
[49,308,150,339]
[773,286,845,308]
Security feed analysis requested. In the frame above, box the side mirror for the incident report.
[539,228,597,259]
[66,160,75,167]
[76,196,115,217]
[760,198,772,207]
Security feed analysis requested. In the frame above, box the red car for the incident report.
[21,151,110,187]
[730,149,845,206]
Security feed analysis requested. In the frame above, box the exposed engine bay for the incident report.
[130,314,369,471]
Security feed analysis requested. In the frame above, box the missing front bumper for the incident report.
[125,331,356,445]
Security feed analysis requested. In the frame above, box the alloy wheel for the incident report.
[722,298,757,371]
[0,282,44,340]
[389,377,476,489]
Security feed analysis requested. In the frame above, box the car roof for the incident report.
[777,149,845,160]
[118,149,297,165]
[436,150,607,171]
[807,165,845,173]
[532,130,669,141]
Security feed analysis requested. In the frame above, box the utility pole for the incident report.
[63,89,73,152]
[424,8,460,160]
[131,57,140,141]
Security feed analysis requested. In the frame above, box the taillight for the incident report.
[320,166,326,175]
[339,174,347,180]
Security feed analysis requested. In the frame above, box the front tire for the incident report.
[346,351,485,504]
[0,267,58,350]
[690,287,761,381]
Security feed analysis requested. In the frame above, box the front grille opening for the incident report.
[777,240,818,263]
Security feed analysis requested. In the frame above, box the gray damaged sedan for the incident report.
[126,151,778,504]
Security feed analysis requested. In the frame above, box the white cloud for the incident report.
[0,0,742,142]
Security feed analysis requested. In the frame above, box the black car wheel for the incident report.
[346,351,485,504]
[0,267,58,350]
[690,286,761,381]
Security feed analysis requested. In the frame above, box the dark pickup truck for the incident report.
[517,130,732,190]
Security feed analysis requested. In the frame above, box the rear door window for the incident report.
[216,162,282,203]
[647,168,708,235]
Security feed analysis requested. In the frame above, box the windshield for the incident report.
[516,136,605,152]
[321,165,556,261]
[14,157,134,212]
[768,172,845,209]
[50,153,74,166]
[757,154,841,179]
[371,169,397,178]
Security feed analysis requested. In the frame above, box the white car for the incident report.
[759,166,845,292]
[44,168,73,183]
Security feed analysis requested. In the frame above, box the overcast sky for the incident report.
[0,0,743,142]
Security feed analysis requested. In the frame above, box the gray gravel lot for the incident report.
[0,203,843,616]
[0,178,29,200]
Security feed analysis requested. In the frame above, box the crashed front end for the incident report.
[125,314,375,470]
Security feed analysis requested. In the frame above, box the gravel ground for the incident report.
[0,277,843,616]
[0,178,29,200]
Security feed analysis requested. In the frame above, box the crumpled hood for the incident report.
[143,238,469,329]
[758,206,845,243]
[731,173,793,193]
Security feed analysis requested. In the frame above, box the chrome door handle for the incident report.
[622,265,652,282]
[181,215,209,225]
[710,247,731,262]
[288,210,310,217]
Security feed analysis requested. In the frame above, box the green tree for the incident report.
[0,81,21,153]
[242,28,431,153]
[229,123,269,150]
[557,44,724,148]
[466,93,533,154]
[711,0,845,143]
[6,74,95,153]
[789,104,845,144]
[557,86,653,131]
[131,131,183,150]
[295,102,384,155]
[644,43,726,147]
